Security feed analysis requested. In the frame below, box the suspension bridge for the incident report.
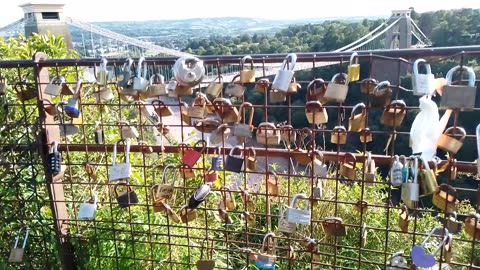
[0,5,430,81]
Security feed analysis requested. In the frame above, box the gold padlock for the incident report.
[363,152,376,185]
[398,206,409,233]
[359,128,373,143]
[347,52,360,82]
[360,78,377,94]
[432,184,458,213]
[292,128,314,165]
[287,77,301,94]
[464,213,480,240]
[324,73,348,104]
[195,118,222,134]
[331,126,347,144]
[255,78,270,92]
[418,157,438,197]
[212,98,240,123]
[305,101,328,124]
[240,55,256,83]
[152,100,174,118]
[437,126,466,155]
[188,95,207,119]
[348,102,367,132]
[380,100,406,127]
[246,147,257,171]
[266,171,280,196]
[340,153,357,180]
[205,75,223,98]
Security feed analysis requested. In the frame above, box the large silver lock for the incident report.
[45,76,65,96]
[412,58,435,96]
[272,53,297,92]
[173,56,205,87]
[96,57,109,86]
[109,139,132,181]
[441,65,477,110]
[9,227,30,263]
[286,193,311,225]
[0,76,7,95]
[78,195,98,220]
[401,156,419,209]
[233,102,254,138]
[133,57,149,92]
[118,120,139,140]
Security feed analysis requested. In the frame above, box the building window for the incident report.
[42,12,60,20]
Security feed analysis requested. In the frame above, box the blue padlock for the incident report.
[255,261,275,269]
[65,79,82,118]
[211,147,223,171]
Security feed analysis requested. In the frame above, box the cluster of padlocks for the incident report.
[20,51,480,269]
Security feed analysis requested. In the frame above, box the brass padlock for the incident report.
[233,102,254,138]
[292,128,314,165]
[196,237,215,270]
[152,164,176,206]
[324,73,348,103]
[269,89,286,103]
[380,100,406,127]
[287,77,301,94]
[266,171,280,196]
[465,213,480,240]
[348,102,367,132]
[241,189,255,212]
[363,152,376,185]
[306,78,328,103]
[179,165,196,179]
[246,147,257,171]
[370,81,392,108]
[163,203,180,223]
[118,120,139,140]
[188,95,207,119]
[398,205,409,232]
[359,128,373,143]
[180,102,192,126]
[331,126,347,144]
[145,73,167,98]
[175,84,194,96]
[96,58,109,86]
[360,78,378,94]
[212,97,239,123]
[446,212,462,234]
[41,99,57,116]
[280,124,296,144]
[354,200,369,214]
[225,74,245,98]
[305,100,328,124]
[152,100,174,118]
[256,122,280,146]
[437,126,466,154]
[205,75,223,98]
[8,227,30,263]
[418,157,438,197]
[322,217,347,237]
[340,153,357,180]
[240,55,256,83]
[220,186,236,210]
[255,78,270,92]
[432,184,458,213]
[180,206,197,223]
[441,65,477,111]
[347,52,360,82]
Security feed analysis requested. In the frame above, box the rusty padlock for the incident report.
[465,213,480,240]
[306,78,328,103]
[188,94,207,119]
[256,122,280,146]
[293,128,314,165]
[331,126,347,145]
[370,80,392,108]
[280,124,297,144]
[354,200,369,214]
[340,153,357,180]
[246,147,257,171]
[348,102,367,132]
[179,165,196,179]
[269,89,287,103]
[360,78,378,94]
[212,97,239,123]
[359,128,373,143]
[255,78,270,92]
[305,101,328,125]
[209,123,231,144]
[220,186,236,210]
[322,217,347,237]
[437,126,466,155]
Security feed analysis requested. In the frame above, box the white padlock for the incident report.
[286,193,310,225]
[272,53,297,92]
[96,57,109,86]
[78,195,98,220]
[109,139,132,181]
[133,57,149,91]
[412,58,435,96]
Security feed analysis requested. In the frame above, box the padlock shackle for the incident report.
[420,226,449,255]
[419,156,431,171]
[13,227,30,249]
[122,58,134,71]
[349,52,359,65]
[413,58,432,75]
[400,205,409,216]
[199,236,215,260]
[361,77,377,85]
[157,164,176,185]
[149,73,165,84]
[83,194,98,205]
[290,193,308,209]
[194,139,207,153]
[73,79,83,98]
[136,57,148,79]
[305,100,325,113]
[112,139,130,165]
[260,232,276,253]
[229,145,243,157]
[99,57,108,70]
[238,102,254,125]
[55,101,67,124]
[343,152,357,167]
[323,216,343,223]
[350,102,366,118]
[374,81,391,92]
[331,73,348,85]
[49,75,66,85]
[230,74,241,83]
[240,55,254,70]
[443,126,467,141]
[310,150,325,163]
[445,65,476,87]
[307,78,326,92]
[257,122,278,135]
[279,53,297,72]
[476,124,480,158]
[361,223,367,238]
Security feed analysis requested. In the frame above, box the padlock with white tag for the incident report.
[8,227,30,263]
[412,58,435,96]
[240,55,256,83]
[118,120,139,140]
[286,193,311,225]
[324,73,348,103]
[109,139,131,182]
[96,58,109,86]
[65,79,82,118]
[441,65,477,111]
[133,57,149,92]
[233,102,254,138]
[78,195,98,220]
[347,52,360,82]
[45,76,65,96]
[272,53,296,92]
[401,156,419,209]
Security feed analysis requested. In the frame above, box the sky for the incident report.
[2,0,480,26]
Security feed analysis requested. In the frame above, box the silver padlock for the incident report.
[173,56,205,87]
[401,156,419,209]
[78,195,98,220]
[272,53,297,92]
[441,65,477,110]
[386,251,408,270]
[390,155,404,187]
[8,227,30,263]
[133,57,149,92]
[233,102,254,138]
[312,177,323,199]
[0,76,7,95]
[44,76,65,96]
[412,59,435,96]
[118,120,139,140]
[96,57,109,86]
[109,139,132,181]
[286,193,311,225]
[278,208,296,234]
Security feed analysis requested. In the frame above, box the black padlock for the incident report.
[187,184,211,209]
[115,183,139,208]
[225,146,244,173]
[94,121,105,144]
[47,141,61,175]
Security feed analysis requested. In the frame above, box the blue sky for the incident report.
[2,0,480,26]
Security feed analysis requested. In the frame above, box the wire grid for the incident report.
[0,48,480,269]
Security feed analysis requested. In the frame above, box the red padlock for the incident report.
[181,140,207,167]
[204,168,218,183]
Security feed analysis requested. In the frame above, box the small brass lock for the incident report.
[432,184,458,213]
[331,126,347,145]
[348,102,366,132]
[205,75,223,98]
[246,147,257,171]
[380,100,407,127]
[220,186,236,210]
[239,55,256,83]
[324,73,348,103]
[212,97,240,123]
[437,126,466,155]
[266,171,280,196]
[152,100,174,118]
[233,102,254,138]
[256,122,280,146]
[305,100,328,124]
[360,78,378,94]
[180,206,197,223]
[188,94,207,119]
[418,157,438,197]
[340,153,357,180]
[225,74,245,98]
[279,124,296,144]
[398,206,409,232]
[255,78,270,92]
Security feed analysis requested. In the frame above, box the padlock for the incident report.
[418,157,438,197]
[390,155,404,187]
[266,171,280,196]
[173,56,205,87]
[8,227,30,263]
[45,76,65,96]
[167,77,178,92]
[256,122,281,146]
[153,164,176,204]
[225,75,245,98]
[432,184,458,213]
[225,146,244,173]
[360,223,368,248]
[133,57,149,91]
[175,84,194,96]
[398,205,409,232]
[204,168,217,183]
[306,78,327,103]
[41,99,57,116]
[65,79,82,118]
[446,212,462,234]
[151,185,164,213]
[255,78,270,92]
[360,78,378,94]
[194,118,220,134]
[246,147,257,171]
[220,186,236,210]
[305,101,328,124]
[181,140,207,167]
[233,102,254,138]
[15,82,37,102]
[437,126,466,154]
[255,232,277,267]
[146,73,167,97]
[269,89,286,103]
[387,251,408,270]
[363,152,376,185]
[277,126,295,146]
[47,141,62,175]
[443,233,454,263]
[441,65,477,111]
[92,86,114,103]
[205,75,223,98]
[241,189,256,212]
[212,97,240,123]
[287,77,302,94]
[56,101,79,137]
[78,195,98,220]
[211,147,223,171]
[324,73,348,103]
[401,156,419,209]
[306,150,327,178]
[117,58,135,88]
[93,121,105,144]
[370,81,392,108]
[272,53,297,92]
[239,55,256,83]
[292,128,314,165]
[359,128,373,144]
[322,217,347,237]
[151,100,173,118]
[412,58,436,96]
[187,183,211,209]
[108,139,131,182]
[188,95,207,119]
[340,153,357,180]
[380,100,406,127]
[330,126,347,145]
[347,52,360,82]
[286,193,310,225]
[135,100,158,124]
[354,200,369,214]
[118,120,139,140]
[312,177,323,199]
[196,237,215,270]
[96,58,109,86]
[179,165,196,179]
[0,76,7,95]
[209,123,231,144]
[163,203,180,223]
[278,208,296,234]
[304,237,318,253]
[464,213,480,240]
[411,226,450,268]
[115,183,139,208]
[348,102,366,132]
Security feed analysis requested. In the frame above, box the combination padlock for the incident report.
[47,141,61,175]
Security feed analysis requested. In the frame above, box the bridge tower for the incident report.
[19,3,73,49]
[385,9,413,49]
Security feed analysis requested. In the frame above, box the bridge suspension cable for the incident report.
[343,17,402,52]
[333,22,387,52]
